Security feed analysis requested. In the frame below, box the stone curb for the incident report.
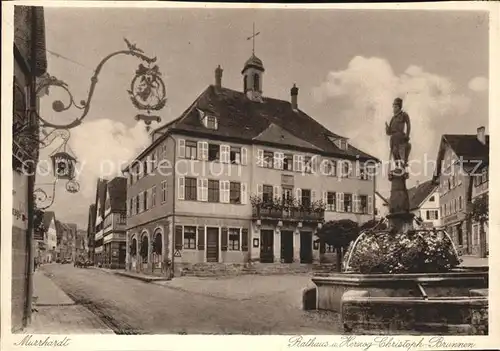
[114,271,171,283]
[89,266,170,282]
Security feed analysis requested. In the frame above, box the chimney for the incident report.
[215,65,223,89]
[477,126,486,144]
[291,83,299,110]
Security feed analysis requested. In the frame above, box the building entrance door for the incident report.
[260,230,274,263]
[300,231,313,263]
[206,227,219,263]
[281,231,294,263]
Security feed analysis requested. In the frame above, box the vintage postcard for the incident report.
[1,1,499,350]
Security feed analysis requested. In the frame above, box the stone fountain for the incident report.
[310,98,488,335]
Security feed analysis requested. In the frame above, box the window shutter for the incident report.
[257,184,263,200]
[311,190,317,203]
[197,141,204,160]
[202,142,209,160]
[337,193,343,212]
[178,176,185,200]
[241,228,249,251]
[312,156,319,174]
[197,178,203,201]
[219,181,225,203]
[220,145,229,163]
[273,152,279,169]
[273,185,280,201]
[322,191,328,208]
[221,227,228,251]
[257,149,264,167]
[241,183,248,204]
[225,181,230,203]
[139,192,144,212]
[178,139,186,158]
[353,194,359,213]
[241,147,248,165]
[203,178,209,201]
[296,188,302,204]
[175,226,183,250]
[368,195,373,215]
[197,227,205,250]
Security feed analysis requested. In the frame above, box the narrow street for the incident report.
[39,264,341,335]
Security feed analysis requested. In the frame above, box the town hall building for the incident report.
[123,51,378,275]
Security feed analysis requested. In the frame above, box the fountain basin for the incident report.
[341,290,488,335]
[311,269,488,334]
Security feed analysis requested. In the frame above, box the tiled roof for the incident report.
[433,134,489,181]
[166,85,377,161]
[443,134,489,161]
[408,180,438,210]
[106,177,127,212]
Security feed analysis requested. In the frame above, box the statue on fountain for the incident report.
[385,98,414,229]
[385,97,411,171]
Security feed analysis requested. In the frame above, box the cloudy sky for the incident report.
[36,6,489,228]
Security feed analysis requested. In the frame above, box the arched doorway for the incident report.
[152,230,162,271]
[130,236,138,271]
[140,234,149,270]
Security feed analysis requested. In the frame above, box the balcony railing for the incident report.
[252,206,324,222]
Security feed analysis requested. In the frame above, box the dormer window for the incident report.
[198,108,218,130]
[206,115,218,130]
[328,136,348,150]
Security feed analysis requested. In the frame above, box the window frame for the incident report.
[184,177,197,201]
[183,226,197,250]
[208,179,220,203]
[228,228,241,251]
[185,140,198,160]
[230,181,241,204]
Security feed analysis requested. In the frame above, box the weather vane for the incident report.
[247,22,260,55]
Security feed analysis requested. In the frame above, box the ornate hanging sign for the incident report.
[128,64,167,112]
[128,63,167,131]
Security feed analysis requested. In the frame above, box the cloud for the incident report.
[312,56,471,182]
[37,120,149,227]
[468,76,488,92]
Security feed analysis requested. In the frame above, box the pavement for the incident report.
[39,264,341,334]
[22,266,114,334]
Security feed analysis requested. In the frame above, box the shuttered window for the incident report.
[241,147,248,165]
[197,227,205,250]
[178,139,186,158]
[241,228,249,251]
[175,225,183,250]
[221,227,228,251]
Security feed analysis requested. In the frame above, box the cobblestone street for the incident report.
[37,264,340,334]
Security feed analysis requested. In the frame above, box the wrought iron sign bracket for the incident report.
[35,38,167,130]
